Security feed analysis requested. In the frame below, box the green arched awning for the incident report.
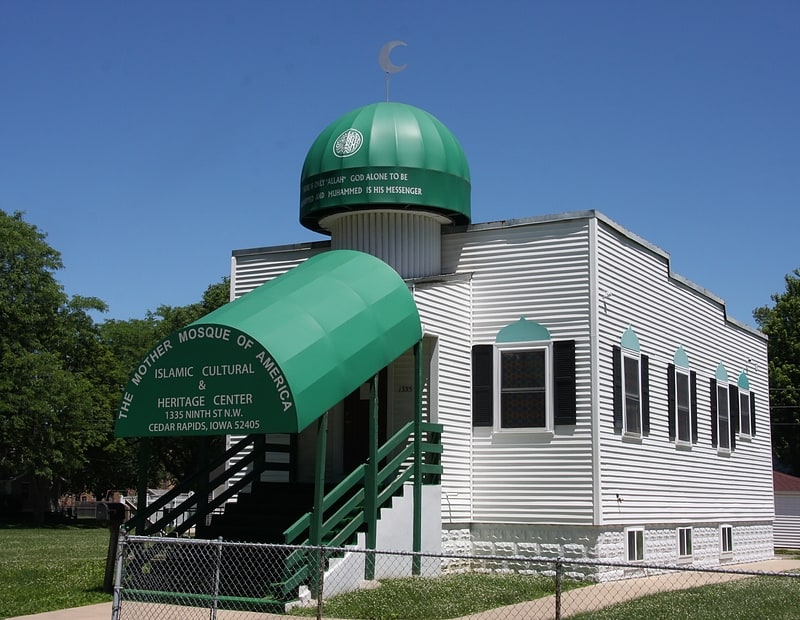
[115,250,421,437]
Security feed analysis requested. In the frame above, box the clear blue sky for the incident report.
[2,1,798,327]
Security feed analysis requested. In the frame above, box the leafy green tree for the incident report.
[754,269,800,475]
[90,317,163,492]
[0,211,113,517]
[0,209,233,513]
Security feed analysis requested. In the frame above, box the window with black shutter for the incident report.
[612,342,649,437]
[717,381,731,452]
[554,340,577,426]
[472,344,493,427]
[472,335,577,432]
[668,361,695,446]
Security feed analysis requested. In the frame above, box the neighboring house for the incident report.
[774,471,800,549]
[222,100,774,574]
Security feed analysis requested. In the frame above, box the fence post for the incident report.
[554,556,563,620]
[110,529,127,620]
[211,537,223,620]
[315,546,325,620]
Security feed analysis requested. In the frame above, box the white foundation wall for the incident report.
[442,521,774,581]
[322,483,442,598]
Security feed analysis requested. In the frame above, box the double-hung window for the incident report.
[739,390,752,436]
[736,371,756,439]
[717,382,731,451]
[675,370,691,443]
[612,327,650,437]
[711,363,738,452]
[497,343,550,431]
[623,352,642,435]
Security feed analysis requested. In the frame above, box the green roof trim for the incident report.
[738,371,750,390]
[115,250,422,437]
[621,326,640,352]
[673,346,690,369]
[300,102,471,233]
[496,317,551,343]
[715,363,728,382]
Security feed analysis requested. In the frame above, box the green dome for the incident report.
[300,102,471,233]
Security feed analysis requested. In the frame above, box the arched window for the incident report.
[711,363,733,452]
[735,371,756,439]
[612,327,650,437]
[667,347,698,446]
[471,317,576,432]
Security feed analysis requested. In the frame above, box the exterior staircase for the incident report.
[123,421,443,606]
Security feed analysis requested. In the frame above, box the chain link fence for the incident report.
[112,534,800,620]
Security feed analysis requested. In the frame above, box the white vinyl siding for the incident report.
[595,218,772,527]
[231,242,330,297]
[411,277,473,523]
[444,218,595,525]
[774,493,800,549]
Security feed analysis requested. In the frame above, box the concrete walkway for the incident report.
[457,558,800,619]
[7,558,800,620]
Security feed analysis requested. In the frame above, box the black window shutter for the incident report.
[641,354,650,435]
[472,345,493,427]
[751,392,756,435]
[554,340,577,425]
[612,345,622,432]
[729,386,739,450]
[690,371,698,443]
[710,378,718,448]
[667,364,676,441]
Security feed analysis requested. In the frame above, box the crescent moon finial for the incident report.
[378,40,408,74]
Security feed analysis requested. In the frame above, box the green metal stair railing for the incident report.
[273,421,443,599]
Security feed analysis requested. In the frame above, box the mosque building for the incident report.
[230,100,773,571]
[117,98,774,592]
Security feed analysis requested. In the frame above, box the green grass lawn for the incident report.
[0,522,112,619]
[288,572,800,620]
[1,525,797,620]
[289,572,587,619]
[567,576,800,620]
